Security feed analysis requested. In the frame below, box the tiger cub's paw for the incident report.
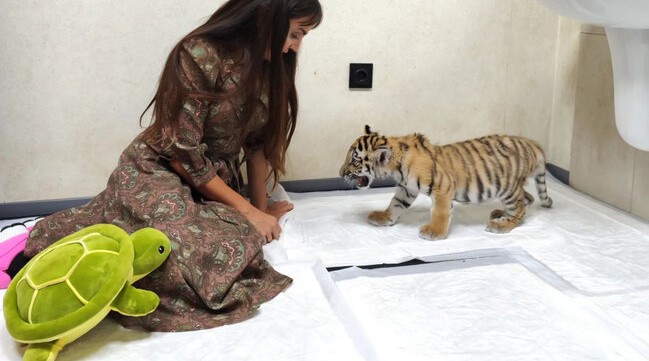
[485,218,518,233]
[490,209,505,220]
[418,224,448,241]
[368,210,397,226]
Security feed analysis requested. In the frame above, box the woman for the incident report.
[23,0,322,332]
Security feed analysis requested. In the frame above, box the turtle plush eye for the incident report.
[158,246,165,254]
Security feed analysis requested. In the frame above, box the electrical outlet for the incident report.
[349,63,373,89]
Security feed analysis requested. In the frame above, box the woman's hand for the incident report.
[171,159,283,244]
[266,200,294,220]
[242,201,292,244]
[241,206,281,244]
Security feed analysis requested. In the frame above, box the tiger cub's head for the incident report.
[339,125,392,190]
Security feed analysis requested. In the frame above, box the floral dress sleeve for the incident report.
[162,38,222,187]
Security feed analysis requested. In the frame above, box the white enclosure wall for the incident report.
[1,0,580,203]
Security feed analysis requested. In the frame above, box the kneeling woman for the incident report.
[24,0,322,331]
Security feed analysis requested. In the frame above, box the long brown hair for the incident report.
[141,0,322,185]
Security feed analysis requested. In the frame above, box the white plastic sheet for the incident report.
[331,259,648,360]
[3,176,649,360]
[0,260,366,361]
[278,178,649,295]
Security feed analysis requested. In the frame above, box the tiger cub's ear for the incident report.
[364,125,377,135]
[377,147,392,166]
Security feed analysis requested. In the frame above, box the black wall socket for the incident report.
[349,63,373,89]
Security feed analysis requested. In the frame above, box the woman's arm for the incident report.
[246,149,269,211]
[246,149,294,220]
[169,159,280,243]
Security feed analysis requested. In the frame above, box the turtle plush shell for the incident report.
[17,229,130,329]
[3,224,171,347]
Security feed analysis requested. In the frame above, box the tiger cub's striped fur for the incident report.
[339,125,553,240]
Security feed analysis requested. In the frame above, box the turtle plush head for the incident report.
[2,224,171,361]
[130,227,171,282]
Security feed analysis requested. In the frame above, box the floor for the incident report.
[2,176,649,360]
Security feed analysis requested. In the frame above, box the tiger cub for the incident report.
[339,125,553,240]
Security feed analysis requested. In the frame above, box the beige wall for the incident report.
[570,26,649,221]
[1,0,579,203]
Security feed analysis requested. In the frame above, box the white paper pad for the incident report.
[279,177,649,295]
[4,176,649,360]
[0,260,366,361]
[331,257,649,360]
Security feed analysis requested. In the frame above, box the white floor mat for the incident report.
[0,260,366,361]
[331,256,648,361]
[278,177,649,295]
[3,176,649,360]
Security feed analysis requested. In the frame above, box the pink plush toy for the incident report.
[0,226,32,289]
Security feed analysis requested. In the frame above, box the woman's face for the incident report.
[282,17,315,54]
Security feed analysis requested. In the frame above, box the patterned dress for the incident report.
[24,38,292,332]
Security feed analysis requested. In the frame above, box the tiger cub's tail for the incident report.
[533,161,553,208]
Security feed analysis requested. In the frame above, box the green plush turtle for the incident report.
[3,224,171,361]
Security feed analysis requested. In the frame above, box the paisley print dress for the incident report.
[23,38,292,332]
